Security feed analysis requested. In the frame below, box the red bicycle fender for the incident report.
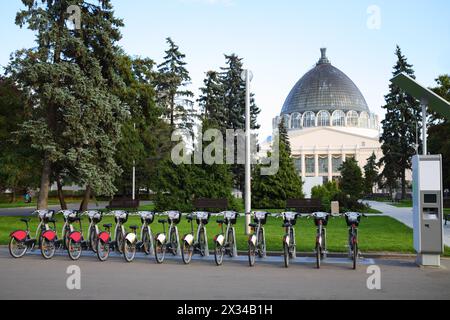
[98,232,110,243]
[11,230,27,242]
[42,230,56,241]
[69,231,82,243]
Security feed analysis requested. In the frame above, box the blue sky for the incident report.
[1,0,449,138]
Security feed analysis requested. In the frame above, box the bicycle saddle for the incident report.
[216,219,224,224]
[129,225,139,231]
[249,223,258,228]
[103,223,112,229]
[283,222,292,228]
[158,219,167,224]
[21,218,31,223]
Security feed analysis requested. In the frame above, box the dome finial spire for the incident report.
[318,48,330,65]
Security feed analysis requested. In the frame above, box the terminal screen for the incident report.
[424,194,437,204]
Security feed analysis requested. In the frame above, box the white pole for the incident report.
[132,123,136,200]
[421,100,427,156]
[244,70,251,235]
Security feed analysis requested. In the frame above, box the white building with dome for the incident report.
[265,48,383,193]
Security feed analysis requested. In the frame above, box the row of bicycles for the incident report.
[8,209,365,269]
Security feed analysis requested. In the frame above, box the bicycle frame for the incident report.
[139,214,155,255]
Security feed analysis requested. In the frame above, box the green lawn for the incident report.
[0,198,82,209]
[3,213,448,255]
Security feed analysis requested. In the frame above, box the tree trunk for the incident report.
[37,156,52,209]
[79,185,91,212]
[10,189,16,203]
[56,177,67,210]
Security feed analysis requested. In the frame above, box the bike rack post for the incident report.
[232,228,238,257]
[198,227,209,257]
[148,228,155,256]
[174,227,181,256]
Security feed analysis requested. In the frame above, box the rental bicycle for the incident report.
[136,211,155,255]
[59,210,84,261]
[9,210,57,259]
[248,211,270,267]
[213,211,239,266]
[85,210,103,253]
[310,212,330,269]
[344,212,366,270]
[280,211,299,268]
[181,211,210,264]
[154,211,182,264]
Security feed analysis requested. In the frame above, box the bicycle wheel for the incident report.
[257,228,265,258]
[353,241,358,270]
[41,238,56,260]
[283,241,289,268]
[9,237,27,258]
[155,241,166,264]
[198,227,206,257]
[123,239,136,263]
[214,241,224,266]
[169,227,178,256]
[115,229,124,254]
[96,240,110,262]
[67,238,82,261]
[142,230,151,255]
[89,227,98,253]
[181,240,193,265]
[315,242,321,269]
[227,228,235,258]
[248,242,256,267]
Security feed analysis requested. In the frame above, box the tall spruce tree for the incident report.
[7,0,128,209]
[220,54,261,192]
[198,71,226,131]
[252,119,303,209]
[339,158,364,200]
[428,75,450,190]
[156,38,195,132]
[363,152,379,195]
[379,46,422,199]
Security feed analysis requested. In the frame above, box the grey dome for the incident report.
[281,49,369,115]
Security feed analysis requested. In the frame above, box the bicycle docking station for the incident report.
[196,226,209,257]
[413,155,444,267]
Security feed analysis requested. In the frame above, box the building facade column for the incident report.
[301,152,306,180]
[328,151,333,182]
[314,152,319,177]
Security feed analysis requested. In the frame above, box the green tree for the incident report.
[198,71,226,131]
[428,75,450,189]
[339,158,364,200]
[363,152,379,195]
[311,181,340,212]
[0,78,40,202]
[220,54,261,192]
[156,37,195,132]
[252,120,303,209]
[379,46,422,199]
[7,0,128,209]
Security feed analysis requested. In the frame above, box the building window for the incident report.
[347,111,359,127]
[303,112,316,128]
[332,110,345,127]
[291,113,301,129]
[282,114,291,129]
[332,155,342,173]
[319,155,328,174]
[317,111,331,127]
[305,156,315,175]
[294,158,302,174]
[359,112,369,128]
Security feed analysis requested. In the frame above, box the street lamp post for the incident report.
[132,123,136,201]
[241,69,253,235]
